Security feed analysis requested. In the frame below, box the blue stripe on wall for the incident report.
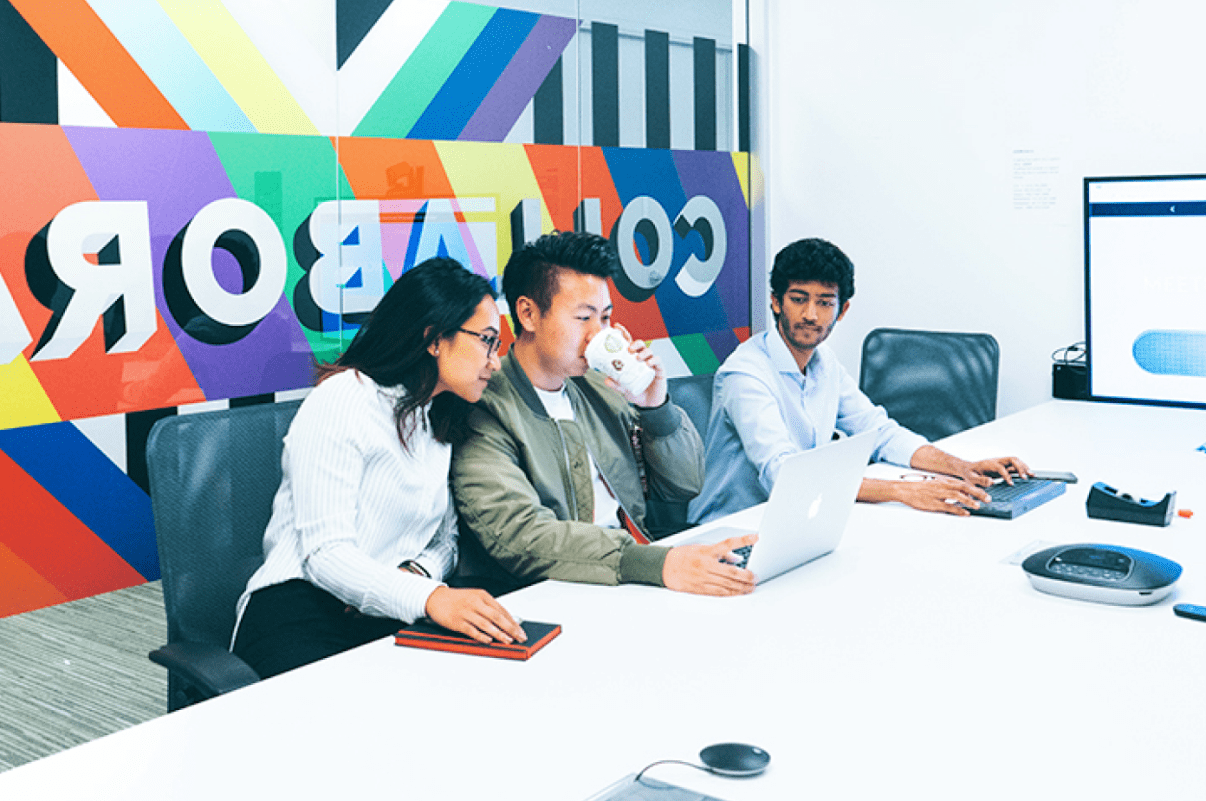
[0,422,159,580]
[407,7,539,140]
[604,148,729,335]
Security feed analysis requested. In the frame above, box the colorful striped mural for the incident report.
[0,0,748,616]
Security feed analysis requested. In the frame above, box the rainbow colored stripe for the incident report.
[8,0,577,141]
[0,1,749,616]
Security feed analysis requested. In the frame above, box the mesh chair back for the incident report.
[668,372,715,438]
[858,328,998,442]
[643,373,715,539]
[146,401,301,652]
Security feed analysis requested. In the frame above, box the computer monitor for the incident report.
[1084,174,1206,408]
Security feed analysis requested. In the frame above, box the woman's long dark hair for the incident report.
[316,257,495,447]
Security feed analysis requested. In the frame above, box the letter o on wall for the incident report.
[165,198,287,344]
[614,195,673,292]
[673,194,727,298]
[183,198,287,327]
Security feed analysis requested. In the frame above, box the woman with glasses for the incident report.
[232,257,523,679]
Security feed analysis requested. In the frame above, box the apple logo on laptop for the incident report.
[808,495,823,519]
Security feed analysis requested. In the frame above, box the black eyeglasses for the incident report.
[457,327,501,358]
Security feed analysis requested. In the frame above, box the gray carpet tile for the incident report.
[0,581,167,772]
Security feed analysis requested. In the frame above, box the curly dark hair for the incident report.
[770,239,856,315]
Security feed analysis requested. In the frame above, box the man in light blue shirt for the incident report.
[690,238,1030,524]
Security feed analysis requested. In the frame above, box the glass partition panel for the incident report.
[0,0,751,614]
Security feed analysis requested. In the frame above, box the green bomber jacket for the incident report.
[450,353,704,590]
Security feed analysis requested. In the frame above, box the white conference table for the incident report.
[2,401,1204,800]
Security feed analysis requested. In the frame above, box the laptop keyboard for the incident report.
[730,544,753,569]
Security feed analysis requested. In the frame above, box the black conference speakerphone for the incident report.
[1022,544,1182,605]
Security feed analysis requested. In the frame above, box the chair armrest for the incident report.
[148,642,261,699]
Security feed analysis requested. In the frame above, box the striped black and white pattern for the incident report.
[512,21,750,152]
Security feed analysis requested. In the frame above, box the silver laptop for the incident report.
[681,430,876,583]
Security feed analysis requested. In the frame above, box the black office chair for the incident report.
[668,372,715,438]
[858,328,999,442]
[643,373,715,539]
[145,400,302,711]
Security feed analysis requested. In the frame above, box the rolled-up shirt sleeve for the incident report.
[833,367,927,467]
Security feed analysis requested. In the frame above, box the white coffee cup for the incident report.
[585,328,656,396]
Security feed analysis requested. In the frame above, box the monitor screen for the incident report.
[1085,174,1206,408]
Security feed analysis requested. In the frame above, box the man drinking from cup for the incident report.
[451,231,757,596]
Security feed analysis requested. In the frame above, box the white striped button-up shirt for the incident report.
[234,370,457,638]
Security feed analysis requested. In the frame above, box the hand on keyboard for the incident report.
[664,533,759,596]
[962,456,1033,486]
[892,476,991,516]
[725,544,755,570]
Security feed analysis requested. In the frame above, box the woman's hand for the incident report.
[424,586,527,644]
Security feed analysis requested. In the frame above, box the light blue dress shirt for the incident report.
[688,325,927,524]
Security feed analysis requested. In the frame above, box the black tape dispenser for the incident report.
[1085,482,1175,527]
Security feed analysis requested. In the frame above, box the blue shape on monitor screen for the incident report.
[1132,330,1206,376]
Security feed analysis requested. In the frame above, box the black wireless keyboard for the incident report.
[969,478,1066,519]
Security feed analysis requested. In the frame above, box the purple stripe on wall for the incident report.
[703,327,741,364]
[671,149,750,328]
[62,127,315,401]
[458,14,576,142]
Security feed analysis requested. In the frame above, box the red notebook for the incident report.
[394,620,560,660]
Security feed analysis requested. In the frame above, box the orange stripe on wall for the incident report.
[0,543,68,618]
[336,137,456,199]
[0,123,207,417]
[523,143,671,340]
[578,146,670,340]
[0,124,97,342]
[9,0,189,130]
[0,450,146,602]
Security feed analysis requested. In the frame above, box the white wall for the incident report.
[764,0,1206,416]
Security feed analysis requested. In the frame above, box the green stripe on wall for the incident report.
[671,334,721,375]
[354,2,496,139]
[208,131,354,364]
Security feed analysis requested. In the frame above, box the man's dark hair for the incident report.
[770,238,856,311]
[502,231,618,320]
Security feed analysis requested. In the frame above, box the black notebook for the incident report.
[395,619,560,660]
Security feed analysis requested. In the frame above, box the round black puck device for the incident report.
[699,743,771,777]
